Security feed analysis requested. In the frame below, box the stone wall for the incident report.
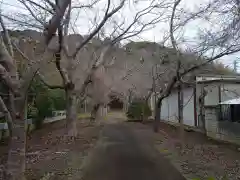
[205,106,240,145]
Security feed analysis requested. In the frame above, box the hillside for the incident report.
[125,41,235,75]
[6,30,238,90]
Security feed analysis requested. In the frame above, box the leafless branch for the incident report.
[1,13,44,30]
[170,0,181,51]
[182,47,240,76]
[12,42,30,62]
[24,0,54,14]
[0,14,14,57]
[72,0,125,58]
[44,0,71,44]
[64,2,71,35]
[45,0,56,10]
[18,0,45,26]
[71,0,98,9]
[0,65,17,94]
[0,96,13,136]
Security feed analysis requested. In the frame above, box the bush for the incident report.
[35,92,55,129]
[27,75,66,129]
[27,104,38,119]
[126,100,151,121]
[49,89,66,110]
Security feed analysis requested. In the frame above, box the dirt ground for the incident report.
[129,121,240,180]
[0,119,102,180]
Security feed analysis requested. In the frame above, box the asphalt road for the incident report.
[81,123,186,180]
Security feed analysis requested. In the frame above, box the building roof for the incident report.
[220,98,240,105]
[196,75,240,84]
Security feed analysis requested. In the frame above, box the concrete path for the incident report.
[80,123,186,180]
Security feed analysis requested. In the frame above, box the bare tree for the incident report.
[6,0,170,136]
[84,2,167,121]
[59,0,166,130]
[153,0,240,133]
[12,0,127,137]
[0,1,70,178]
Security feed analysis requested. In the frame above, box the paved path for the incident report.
[81,123,186,180]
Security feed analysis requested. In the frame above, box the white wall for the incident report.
[161,88,195,126]
[183,88,195,126]
[196,83,240,106]
[161,91,178,123]
[204,84,219,106]
[160,83,240,127]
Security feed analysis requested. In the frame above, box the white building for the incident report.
[151,75,240,128]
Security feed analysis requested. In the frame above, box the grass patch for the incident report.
[78,113,91,119]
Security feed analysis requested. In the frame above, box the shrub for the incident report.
[35,92,55,129]
[27,104,38,119]
[126,100,151,121]
[49,89,66,110]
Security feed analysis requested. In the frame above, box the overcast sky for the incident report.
[1,0,239,71]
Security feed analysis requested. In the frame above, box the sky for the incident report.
[0,0,239,71]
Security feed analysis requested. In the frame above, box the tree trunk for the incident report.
[97,105,106,124]
[153,98,162,132]
[178,84,184,147]
[7,96,26,180]
[199,85,206,134]
[65,87,78,137]
[90,103,100,122]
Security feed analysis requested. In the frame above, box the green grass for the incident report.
[191,177,218,180]
[78,113,91,119]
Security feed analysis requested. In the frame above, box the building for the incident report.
[152,74,240,144]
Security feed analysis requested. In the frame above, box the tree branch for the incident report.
[181,48,240,77]
[72,0,125,58]
[0,14,14,57]
[170,0,181,51]
[63,2,71,36]
[71,0,99,9]
[18,0,45,26]
[25,0,54,14]
[44,0,71,44]
[0,64,18,94]
[0,96,13,136]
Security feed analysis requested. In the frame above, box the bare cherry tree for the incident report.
[11,0,127,137]
[82,0,170,121]
[0,1,70,178]
[56,0,167,129]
